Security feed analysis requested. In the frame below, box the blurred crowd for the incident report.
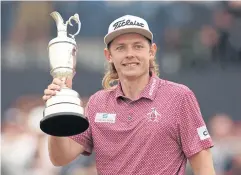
[1,1,241,175]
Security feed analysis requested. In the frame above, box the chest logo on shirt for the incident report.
[147,108,161,122]
[95,113,116,123]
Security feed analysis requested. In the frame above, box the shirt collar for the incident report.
[115,74,160,101]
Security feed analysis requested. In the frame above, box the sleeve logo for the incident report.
[197,126,210,140]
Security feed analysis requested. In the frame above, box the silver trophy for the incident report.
[40,11,89,137]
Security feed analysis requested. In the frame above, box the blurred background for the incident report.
[1,1,241,175]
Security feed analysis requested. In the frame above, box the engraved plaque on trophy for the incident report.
[40,11,89,137]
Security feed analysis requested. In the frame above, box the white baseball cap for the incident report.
[104,15,153,45]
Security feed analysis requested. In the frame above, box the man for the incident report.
[43,15,216,175]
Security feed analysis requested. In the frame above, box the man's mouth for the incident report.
[122,63,139,67]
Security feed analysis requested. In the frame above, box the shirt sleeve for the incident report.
[178,90,214,158]
[69,98,94,156]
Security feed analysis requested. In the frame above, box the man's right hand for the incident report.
[42,78,63,102]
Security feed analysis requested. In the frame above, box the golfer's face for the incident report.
[109,33,152,79]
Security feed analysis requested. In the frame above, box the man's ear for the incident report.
[104,48,112,62]
[150,43,157,60]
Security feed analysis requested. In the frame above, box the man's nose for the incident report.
[126,47,134,59]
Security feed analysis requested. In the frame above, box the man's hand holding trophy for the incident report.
[40,11,89,137]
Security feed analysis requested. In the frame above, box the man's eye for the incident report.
[135,45,143,49]
[116,46,124,51]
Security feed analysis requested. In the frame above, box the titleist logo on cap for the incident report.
[113,19,144,30]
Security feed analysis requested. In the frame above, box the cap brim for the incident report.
[104,28,153,45]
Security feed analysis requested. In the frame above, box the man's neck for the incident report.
[119,73,150,101]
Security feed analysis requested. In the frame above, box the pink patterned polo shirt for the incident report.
[70,75,214,175]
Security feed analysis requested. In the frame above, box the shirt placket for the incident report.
[115,97,137,125]
[126,101,136,124]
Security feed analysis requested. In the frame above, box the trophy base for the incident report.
[40,111,89,137]
[40,88,89,137]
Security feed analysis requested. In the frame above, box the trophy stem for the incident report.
[59,77,69,88]
[61,77,67,84]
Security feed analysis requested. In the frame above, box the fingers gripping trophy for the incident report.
[40,11,89,137]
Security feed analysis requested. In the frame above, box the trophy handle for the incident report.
[66,14,81,40]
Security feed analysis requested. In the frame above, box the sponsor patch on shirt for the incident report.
[95,113,116,123]
[197,126,210,140]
